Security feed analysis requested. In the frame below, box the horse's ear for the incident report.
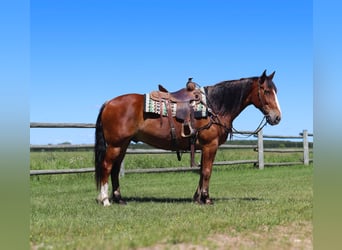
[259,70,267,83]
[268,71,275,80]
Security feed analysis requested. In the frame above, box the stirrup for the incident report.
[181,123,195,137]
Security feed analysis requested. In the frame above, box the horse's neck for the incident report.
[206,80,252,120]
[218,103,251,129]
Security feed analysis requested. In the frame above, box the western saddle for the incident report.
[150,78,203,137]
[149,78,206,167]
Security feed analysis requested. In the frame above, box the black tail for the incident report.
[95,103,107,190]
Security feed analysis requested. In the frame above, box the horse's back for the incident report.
[101,94,145,143]
[103,93,144,119]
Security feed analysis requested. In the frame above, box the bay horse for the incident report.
[95,70,281,206]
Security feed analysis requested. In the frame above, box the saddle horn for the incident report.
[186,77,196,91]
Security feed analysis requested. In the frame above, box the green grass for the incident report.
[30,146,310,171]
[30,159,312,249]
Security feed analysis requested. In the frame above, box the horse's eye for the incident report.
[264,90,270,96]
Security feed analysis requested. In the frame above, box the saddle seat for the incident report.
[153,83,202,104]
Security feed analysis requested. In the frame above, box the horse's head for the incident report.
[252,70,282,125]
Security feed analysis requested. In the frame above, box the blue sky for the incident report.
[30,0,312,145]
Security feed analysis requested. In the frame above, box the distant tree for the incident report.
[59,141,71,145]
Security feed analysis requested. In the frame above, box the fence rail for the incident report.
[30,122,95,128]
[30,122,313,176]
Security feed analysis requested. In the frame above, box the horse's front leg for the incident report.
[193,145,218,205]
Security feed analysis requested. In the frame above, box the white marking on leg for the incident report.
[97,183,110,206]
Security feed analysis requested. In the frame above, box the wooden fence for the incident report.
[30,122,313,176]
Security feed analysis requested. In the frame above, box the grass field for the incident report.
[30,149,312,249]
[30,144,310,171]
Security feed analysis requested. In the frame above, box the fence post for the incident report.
[257,129,264,169]
[120,161,125,177]
[302,129,309,165]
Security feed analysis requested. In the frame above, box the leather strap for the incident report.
[165,100,181,161]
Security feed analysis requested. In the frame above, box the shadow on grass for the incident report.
[120,196,264,203]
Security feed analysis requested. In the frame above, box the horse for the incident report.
[94,70,281,206]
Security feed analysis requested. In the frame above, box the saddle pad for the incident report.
[144,93,177,116]
[144,87,208,118]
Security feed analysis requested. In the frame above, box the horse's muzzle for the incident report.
[266,112,281,125]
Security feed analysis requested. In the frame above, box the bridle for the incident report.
[231,78,269,137]
[257,78,269,116]
[194,78,269,139]
[213,78,269,138]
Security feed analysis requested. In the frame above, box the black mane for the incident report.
[205,77,256,116]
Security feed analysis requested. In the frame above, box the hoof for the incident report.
[96,197,111,207]
[111,193,127,205]
[112,198,127,205]
[103,198,111,206]
[193,191,213,205]
[193,198,214,205]
[204,198,214,205]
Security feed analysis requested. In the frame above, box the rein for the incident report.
[231,116,267,138]
[207,114,267,139]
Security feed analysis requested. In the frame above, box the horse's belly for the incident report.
[133,118,190,150]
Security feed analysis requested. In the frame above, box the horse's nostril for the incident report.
[276,116,281,122]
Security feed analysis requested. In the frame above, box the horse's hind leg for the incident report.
[97,146,124,206]
[96,155,112,206]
